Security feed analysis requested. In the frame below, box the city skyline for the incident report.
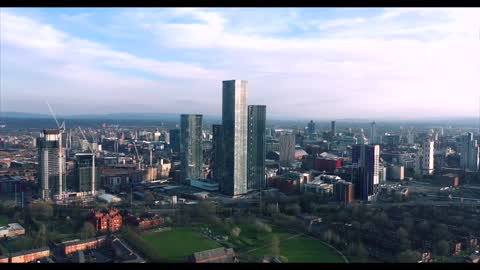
[1,8,480,118]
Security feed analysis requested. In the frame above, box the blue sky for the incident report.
[1,8,479,119]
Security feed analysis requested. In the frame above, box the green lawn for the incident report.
[201,223,345,263]
[140,227,221,262]
[246,234,345,263]
[0,215,8,226]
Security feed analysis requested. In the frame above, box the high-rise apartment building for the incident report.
[169,129,180,153]
[352,144,380,201]
[37,129,66,200]
[221,80,248,197]
[180,114,203,182]
[279,134,295,165]
[307,120,315,136]
[370,121,377,144]
[212,124,224,189]
[458,132,480,171]
[74,153,97,194]
[331,121,336,137]
[420,140,435,175]
[247,105,266,191]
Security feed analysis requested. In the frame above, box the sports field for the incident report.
[246,234,345,263]
[140,227,221,262]
[138,224,345,263]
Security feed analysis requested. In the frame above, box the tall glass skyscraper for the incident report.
[169,129,180,153]
[37,129,66,200]
[458,132,479,171]
[352,144,380,201]
[247,105,266,191]
[74,153,97,194]
[222,80,248,197]
[180,114,203,182]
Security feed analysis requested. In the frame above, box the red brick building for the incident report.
[125,212,165,231]
[10,247,50,263]
[315,158,342,173]
[63,236,107,255]
[87,209,123,233]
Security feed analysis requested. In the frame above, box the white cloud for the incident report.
[2,8,480,118]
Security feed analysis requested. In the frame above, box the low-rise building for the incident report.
[0,223,25,238]
[125,212,165,231]
[63,236,107,255]
[10,247,50,263]
[87,209,123,233]
[0,255,8,263]
[190,179,219,192]
[433,173,459,187]
[190,247,237,263]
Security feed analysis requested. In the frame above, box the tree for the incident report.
[144,191,155,206]
[80,222,96,239]
[285,203,301,216]
[30,201,53,220]
[432,224,449,241]
[355,241,368,259]
[396,227,410,252]
[434,240,450,258]
[33,224,47,248]
[271,234,280,258]
[230,227,241,238]
[397,250,420,263]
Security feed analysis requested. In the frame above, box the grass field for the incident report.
[140,227,221,262]
[0,215,8,226]
[246,234,345,263]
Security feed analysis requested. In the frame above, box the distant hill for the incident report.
[3,112,221,121]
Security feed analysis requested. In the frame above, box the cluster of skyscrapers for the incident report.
[180,80,267,197]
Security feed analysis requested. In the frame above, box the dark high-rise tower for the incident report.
[331,121,336,137]
[247,105,266,191]
[352,144,380,201]
[180,114,203,182]
[212,124,224,188]
[307,120,315,136]
[222,80,248,197]
[169,129,180,153]
[37,129,66,200]
[74,153,97,194]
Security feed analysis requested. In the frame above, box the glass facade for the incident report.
[222,80,248,196]
[180,114,203,182]
[247,105,266,191]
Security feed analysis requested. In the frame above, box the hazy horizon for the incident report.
[1,8,480,118]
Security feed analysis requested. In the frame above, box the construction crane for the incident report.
[78,126,94,153]
[132,141,143,170]
[45,101,66,196]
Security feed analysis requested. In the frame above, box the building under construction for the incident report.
[37,129,66,200]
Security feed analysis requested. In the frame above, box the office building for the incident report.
[74,153,97,194]
[420,140,435,175]
[37,129,66,200]
[352,144,380,201]
[279,134,295,165]
[370,121,377,144]
[458,132,480,171]
[333,180,354,204]
[331,121,336,137]
[180,114,203,182]
[247,105,267,191]
[222,80,248,197]
[307,120,315,136]
[212,124,224,188]
[169,129,180,153]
